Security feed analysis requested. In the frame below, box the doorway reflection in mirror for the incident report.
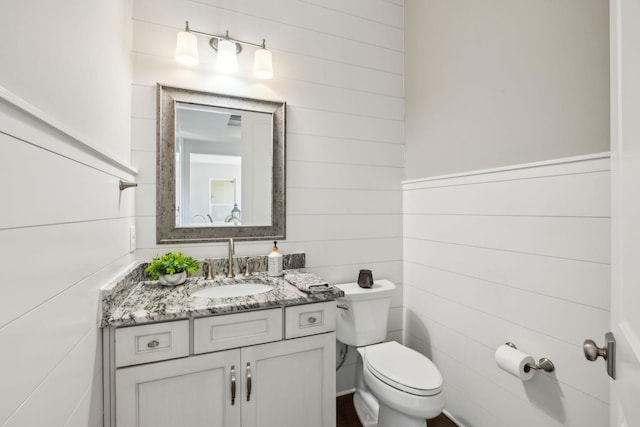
[174,102,271,228]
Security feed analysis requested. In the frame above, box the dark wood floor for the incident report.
[337,393,457,427]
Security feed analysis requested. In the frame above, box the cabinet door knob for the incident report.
[308,316,317,324]
[147,340,160,348]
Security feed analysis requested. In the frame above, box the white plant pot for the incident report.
[158,271,187,286]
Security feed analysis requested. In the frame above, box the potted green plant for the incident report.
[145,252,200,286]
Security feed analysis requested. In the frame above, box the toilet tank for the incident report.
[334,279,396,347]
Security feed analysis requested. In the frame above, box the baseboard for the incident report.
[336,388,356,398]
[443,409,464,426]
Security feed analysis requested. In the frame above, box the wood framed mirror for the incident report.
[156,84,285,243]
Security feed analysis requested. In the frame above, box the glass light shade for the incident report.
[216,39,238,73]
[253,48,273,79]
[175,31,199,66]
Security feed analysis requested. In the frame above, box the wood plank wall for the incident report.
[0,2,134,425]
[130,0,406,394]
[0,89,135,427]
[403,154,610,426]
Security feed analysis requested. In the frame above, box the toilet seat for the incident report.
[363,342,442,396]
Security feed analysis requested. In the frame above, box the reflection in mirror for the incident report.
[157,85,285,243]
[174,103,272,228]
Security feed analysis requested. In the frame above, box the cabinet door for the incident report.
[116,350,241,427]
[241,332,336,427]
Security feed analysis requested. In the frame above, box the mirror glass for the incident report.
[175,103,272,227]
[157,85,286,243]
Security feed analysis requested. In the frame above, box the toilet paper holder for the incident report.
[505,342,555,373]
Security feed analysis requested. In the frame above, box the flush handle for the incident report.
[583,331,616,379]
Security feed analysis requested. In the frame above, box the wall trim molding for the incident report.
[402,152,611,190]
[403,152,610,184]
[0,85,137,177]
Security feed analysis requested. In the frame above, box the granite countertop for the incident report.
[105,270,344,327]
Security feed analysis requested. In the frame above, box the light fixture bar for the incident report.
[183,21,266,50]
[210,36,242,55]
[178,21,273,79]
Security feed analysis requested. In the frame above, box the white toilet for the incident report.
[335,279,445,427]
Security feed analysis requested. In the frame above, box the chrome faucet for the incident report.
[227,238,235,278]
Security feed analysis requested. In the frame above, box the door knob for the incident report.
[583,332,616,379]
[583,339,607,361]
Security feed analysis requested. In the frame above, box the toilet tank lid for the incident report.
[364,341,443,396]
[335,279,396,300]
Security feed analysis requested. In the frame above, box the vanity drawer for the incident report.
[193,308,283,354]
[285,301,336,339]
[115,320,189,367]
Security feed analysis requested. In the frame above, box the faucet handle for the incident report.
[244,258,253,277]
[204,261,213,280]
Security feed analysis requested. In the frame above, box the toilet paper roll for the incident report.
[495,344,536,381]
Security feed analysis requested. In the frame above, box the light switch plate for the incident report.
[129,225,136,253]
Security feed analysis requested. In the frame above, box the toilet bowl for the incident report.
[361,342,444,425]
[335,280,445,427]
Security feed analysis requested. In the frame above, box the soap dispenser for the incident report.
[268,241,283,277]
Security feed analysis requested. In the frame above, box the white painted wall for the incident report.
[0,0,133,161]
[404,0,610,179]
[130,0,405,394]
[403,3,611,424]
[0,2,612,425]
[403,155,610,426]
[0,1,134,426]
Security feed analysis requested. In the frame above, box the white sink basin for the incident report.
[191,283,273,298]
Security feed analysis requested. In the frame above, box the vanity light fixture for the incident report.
[175,21,273,80]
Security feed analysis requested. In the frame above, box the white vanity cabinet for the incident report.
[105,303,336,427]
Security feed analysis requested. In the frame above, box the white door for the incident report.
[609,0,640,426]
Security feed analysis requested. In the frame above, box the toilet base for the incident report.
[378,401,427,427]
[353,350,379,427]
[353,348,443,427]
[353,391,378,427]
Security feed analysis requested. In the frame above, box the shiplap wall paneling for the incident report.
[0,115,135,426]
[403,155,610,427]
[0,1,133,425]
[130,0,405,394]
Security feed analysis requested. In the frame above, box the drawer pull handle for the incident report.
[147,340,160,348]
[246,363,252,402]
[231,366,236,405]
[308,316,317,324]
